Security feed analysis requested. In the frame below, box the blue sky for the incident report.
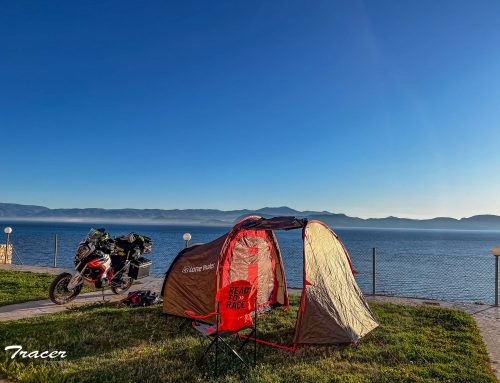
[1,0,499,218]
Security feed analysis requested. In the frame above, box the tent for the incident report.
[161,216,378,346]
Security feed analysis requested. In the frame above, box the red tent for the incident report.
[161,216,378,346]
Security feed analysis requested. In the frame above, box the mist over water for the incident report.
[2,221,498,304]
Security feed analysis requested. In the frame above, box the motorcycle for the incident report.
[49,228,152,305]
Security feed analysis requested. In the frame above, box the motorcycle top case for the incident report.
[128,257,152,280]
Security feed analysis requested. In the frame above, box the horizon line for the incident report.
[0,201,498,221]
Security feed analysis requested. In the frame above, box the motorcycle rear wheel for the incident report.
[49,272,83,305]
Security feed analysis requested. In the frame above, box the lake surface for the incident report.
[1,221,498,304]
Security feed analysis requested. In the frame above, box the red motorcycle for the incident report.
[49,228,152,305]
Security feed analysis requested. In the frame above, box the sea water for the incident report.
[1,220,498,304]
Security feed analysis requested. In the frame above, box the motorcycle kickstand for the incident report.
[101,287,105,302]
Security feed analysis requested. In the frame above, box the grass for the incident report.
[0,270,56,307]
[0,296,496,383]
[0,270,132,307]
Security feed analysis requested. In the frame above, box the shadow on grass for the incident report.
[0,301,497,383]
[0,304,190,362]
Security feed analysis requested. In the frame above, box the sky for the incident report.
[1,0,499,219]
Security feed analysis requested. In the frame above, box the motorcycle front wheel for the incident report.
[111,277,133,295]
[49,272,83,305]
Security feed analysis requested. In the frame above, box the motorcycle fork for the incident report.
[67,271,84,290]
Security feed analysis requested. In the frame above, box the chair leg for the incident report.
[196,335,224,365]
[219,337,246,364]
[235,329,257,367]
[236,329,255,353]
[215,335,218,378]
[204,336,217,353]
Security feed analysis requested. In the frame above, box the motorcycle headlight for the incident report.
[75,242,94,261]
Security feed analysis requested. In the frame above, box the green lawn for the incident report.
[0,296,496,383]
[0,270,55,307]
[0,269,126,307]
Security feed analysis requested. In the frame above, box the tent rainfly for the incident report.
[161,216,378,347]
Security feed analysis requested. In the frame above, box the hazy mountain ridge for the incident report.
[1,203,500,230]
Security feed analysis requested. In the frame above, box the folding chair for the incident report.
[185,280,258,375]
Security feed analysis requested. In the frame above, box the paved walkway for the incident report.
[1,265,499,379]
[0,264,164,321]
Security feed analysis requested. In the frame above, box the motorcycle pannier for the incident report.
[129,257,152,280]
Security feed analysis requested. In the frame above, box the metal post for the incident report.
[492,248,500,307]
[5,232,10,264]
[372,247,376,296]
[183,233,191,249]
[495,255,499,307]
[53,234,58,268]
[3,227,12,264]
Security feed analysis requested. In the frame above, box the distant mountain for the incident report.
[1,202,500,230]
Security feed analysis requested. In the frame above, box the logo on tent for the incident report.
[182,263,215,273]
